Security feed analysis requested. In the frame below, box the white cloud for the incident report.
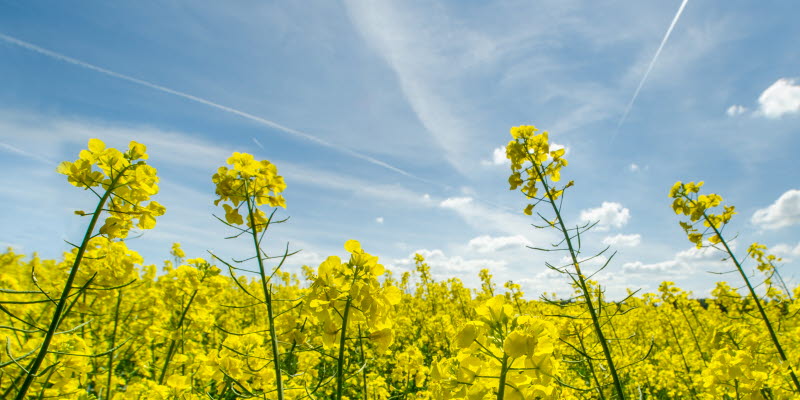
[726,104,747,117]
[286,249,325,269]
[622,260,678,273]
[482,146,509,166]
[467,235,531,253]
[674,245,730,260]
[602,234,641,247]
[622,245,729,275]
[557,254,610,270]
[579,202,631,231]
[391,249,507,275]
[376,217,384,224]
[440,197,473,210]
[757,78,800,118]
[550,142,569,156]
[629,163,640,172]
[482,143,569,167]
[516,272,572,299]
[772,242,800,259]
[751,189,800,230]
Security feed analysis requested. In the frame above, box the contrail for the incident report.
[0,142,55,165]
[614,0,689,138]
[0,33,422,181]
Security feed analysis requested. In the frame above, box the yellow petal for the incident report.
[383,286,402,305]
[88,138,105,153]
[344,239,361,253]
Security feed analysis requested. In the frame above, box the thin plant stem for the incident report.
[704,213,800,393]
[14,168,126,400]
[497,353,509,400]
[576,328,606,400]
[335,297,353,400]
[244,185,284,400]
[358,325,369,400]
[158,289,198,385]
[677,304,708,365]
[106,290,123,399]
[663,315,698,399]
[532,160,626,400]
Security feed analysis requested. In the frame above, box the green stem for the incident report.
[14,170,124,400]
[577,328,606,400]
[663,316,698,399]
[106,290,123,399]
[358,325,369,400]
[770,263,795,301]
[157,289,197,385]
[677,304,708,365]
[245,189,284,400]
[335,296,353,400]
[533,161,626,400]
[496,353,509,400]
[706,215,800,393]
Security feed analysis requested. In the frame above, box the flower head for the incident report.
[58,138,164,239]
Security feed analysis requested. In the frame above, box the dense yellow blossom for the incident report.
[3,134,799,399]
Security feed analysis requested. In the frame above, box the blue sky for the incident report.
[1,1,799,299]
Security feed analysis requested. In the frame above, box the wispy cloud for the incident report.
[439,196,556,242]
[726,104,747,117]
[344,2,497,173]
[0,32,421,181]
[0,112,435,208]
[615,0,690,135]
[0,142,55,165]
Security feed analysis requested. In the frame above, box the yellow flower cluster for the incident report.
[431,295,559,400]
[4,133,800,399]
[669,181,736,247]
[212,152,286,231]
[505,125,570,215]
[307,240,402,352]
[703,349,771,399]
[748,242,780,274]
[3,245,800,399]
[57,138,165,238]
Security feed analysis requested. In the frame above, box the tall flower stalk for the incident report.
[212,152,288,400]
[306,240,401,400]
[505,125,626,399]
[669,181,800,392]
[14,139,164,399]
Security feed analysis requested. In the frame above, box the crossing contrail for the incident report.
[0,32,423,181]
[614,0,690,139]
